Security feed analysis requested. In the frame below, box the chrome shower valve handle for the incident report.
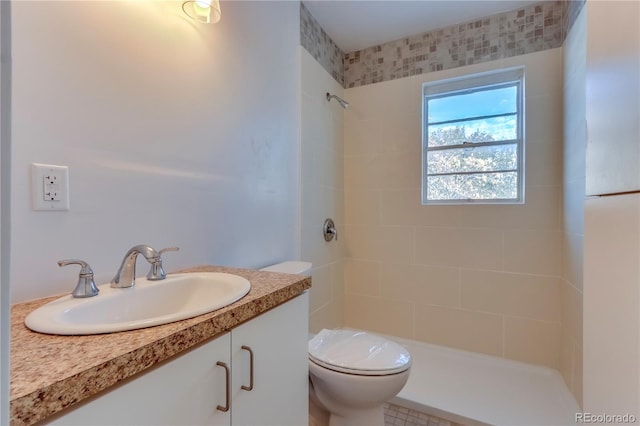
[323,218,338,241]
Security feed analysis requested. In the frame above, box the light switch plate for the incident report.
[31,163,70,211]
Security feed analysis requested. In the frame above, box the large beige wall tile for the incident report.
[345,78,416,119]
[526,138,562,187]
[344,156,378,190]
[346,225,415,263]
[503,229,561,275]
[379,112,422,156]
[559,322,583,408]
[414,305,503,356]
[519,48,563,98]
[345,293,414,339]
[302,186,344,230]
[562,232,584,292]
[345,259,381,297]
[310,301,344,333]
[504,317,561,369]
[380,263,460,308]
[563,178,585,237]
[561,280,583,348]
[375,151,422,190]
[345,151,421,191]
[301,225,346,267]
[461,270,560,322]
[573,346,583,408]
[309,266,333,313]
[330,261,345,327]
[526,94,563,144]
[345,189,380,225]
[381,189,460,227]
[459,186,560,230]
[314,144,344,189]
[560,325,575,393]
[415,227,503,270]
[344,118,381,158]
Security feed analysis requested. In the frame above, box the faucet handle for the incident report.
[58,259,100,298]
[158,246,179,256]
[147,247,179,281]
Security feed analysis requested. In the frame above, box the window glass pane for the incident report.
[427,172,518,201]
[428,85,517,123]
[421,67,524,205]
[427,143,518,175]
[427,115,517,147]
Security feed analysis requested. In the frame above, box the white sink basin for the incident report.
[25,272,251,335]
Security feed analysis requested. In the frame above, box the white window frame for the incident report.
[421,67,525,205]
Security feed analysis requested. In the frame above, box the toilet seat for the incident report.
[308,329,411,376]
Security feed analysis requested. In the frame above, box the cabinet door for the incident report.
[49,332,232,426]
[231,293,309,426]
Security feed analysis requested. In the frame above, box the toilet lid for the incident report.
[308,329,411,376]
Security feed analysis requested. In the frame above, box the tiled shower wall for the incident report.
[560,2,586,407]
[300,46,346,333]
[342,47,564,371]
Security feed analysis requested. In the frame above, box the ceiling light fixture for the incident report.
[182,0,221,24]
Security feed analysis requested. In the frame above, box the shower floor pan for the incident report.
[386,335,580,426]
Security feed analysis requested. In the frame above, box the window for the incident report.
[422,67,525,204]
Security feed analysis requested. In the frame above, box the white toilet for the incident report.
[261,261,412,426]
[308,329,411,426]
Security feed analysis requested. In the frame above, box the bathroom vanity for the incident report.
[9,265,311,426]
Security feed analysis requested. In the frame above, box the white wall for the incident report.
[10,1,301,302]
[0,1,10,422]
[583,0,640,416]
[300,47,345,332]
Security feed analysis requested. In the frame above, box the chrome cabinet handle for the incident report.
[241,345,254,391]
[216,361,230,412]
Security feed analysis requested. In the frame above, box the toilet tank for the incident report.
[260,261,312,275]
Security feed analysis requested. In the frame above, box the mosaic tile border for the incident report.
[300,1,585,89]
[300,2,345,87]
[343,1,565,88]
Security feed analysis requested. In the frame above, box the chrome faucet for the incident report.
[111,245,179,288]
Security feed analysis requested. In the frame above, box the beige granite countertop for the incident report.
[10,265,311,426]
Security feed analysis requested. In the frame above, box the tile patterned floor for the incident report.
[384,403,464,426]
[309,397,464,426]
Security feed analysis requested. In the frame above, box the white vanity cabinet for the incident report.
[48,293,308,426]
[231,292,309,426]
